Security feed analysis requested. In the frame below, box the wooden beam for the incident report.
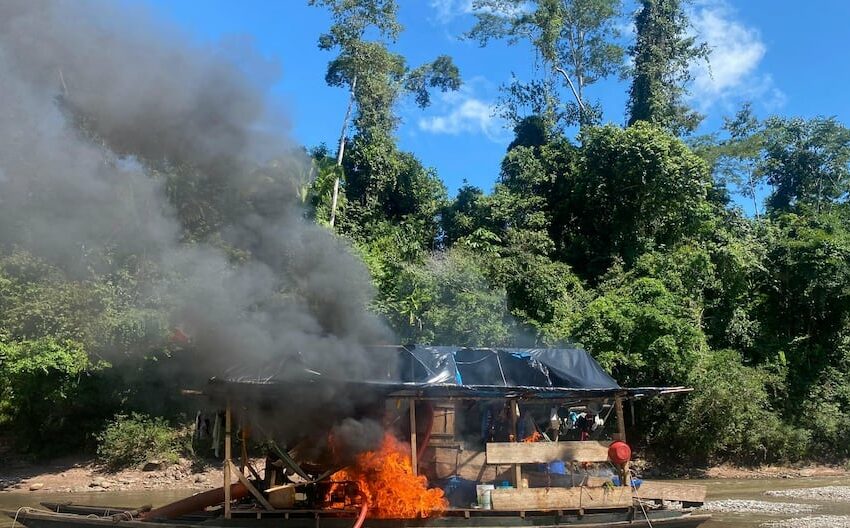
[486,441,612,464]
[224,404,232,519]
[635,481,706,504]
[409,401,418,475]
[229,461,274,510]
[490,486,632,511]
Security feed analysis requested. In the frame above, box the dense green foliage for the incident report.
[0,338,106,454]
[2,0,850,470]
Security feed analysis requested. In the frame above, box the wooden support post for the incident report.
[614,396,630,488]
[509,400,518,442]
[240,420,249,474]
[409,400,418,475]
[614,395,626,442]
[509,400,522,488]
[224,403,232,519]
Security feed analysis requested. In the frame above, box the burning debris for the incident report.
[328,434,447,518]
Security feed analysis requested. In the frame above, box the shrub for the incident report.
[97,413,189,470]
[663,349,809,465]
[800,365,850,459]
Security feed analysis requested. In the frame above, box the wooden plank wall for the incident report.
[422,446,514,482]
[490,486,632,511]
[486,441,612,464]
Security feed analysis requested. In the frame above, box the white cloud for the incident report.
[417,88,508,143]
[689,0,785,111]
[430,0,473,23]
[429,0,530,24]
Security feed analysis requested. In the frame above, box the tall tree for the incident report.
[717,103,766,217]
[467,0,625,129]
[693,103,766,217]
[309,0,461,227]
[309,0,401,226]
[760,116,850,214]
[626,0,708,135]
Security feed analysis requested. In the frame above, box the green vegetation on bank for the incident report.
[97,414,191,470]
[2,0,850,469]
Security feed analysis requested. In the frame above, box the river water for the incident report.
[3,477,850,528]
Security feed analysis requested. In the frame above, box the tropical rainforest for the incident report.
[2,0,850,468]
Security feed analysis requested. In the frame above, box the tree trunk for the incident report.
[554,67,586,125]
[329,76,357,228]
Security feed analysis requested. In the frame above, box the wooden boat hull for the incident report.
[38,503,213,522]
[6,507,710,528]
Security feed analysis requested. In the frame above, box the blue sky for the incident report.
[139,0,850,200]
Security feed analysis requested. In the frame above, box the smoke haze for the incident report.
[0,0,393,443]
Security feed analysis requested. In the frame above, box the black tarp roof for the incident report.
[401,346,618,388]
[211,345,689,402]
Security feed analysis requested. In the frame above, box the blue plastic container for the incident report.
[548,461,566,475]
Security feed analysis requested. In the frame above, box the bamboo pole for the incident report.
[409,400,418,475]
[224,403,232,519]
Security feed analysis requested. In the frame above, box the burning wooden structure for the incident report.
[6,346,710,528]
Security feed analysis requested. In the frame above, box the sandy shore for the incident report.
[0,456,233,494]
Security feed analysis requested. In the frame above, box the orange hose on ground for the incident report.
[353,497,368,528]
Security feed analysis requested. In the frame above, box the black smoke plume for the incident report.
[0,0,392,453]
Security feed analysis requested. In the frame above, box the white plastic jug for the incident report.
[476,484,495,509]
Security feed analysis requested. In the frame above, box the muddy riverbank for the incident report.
[0,456,238,494]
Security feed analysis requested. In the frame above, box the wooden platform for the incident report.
[634,481,706,504]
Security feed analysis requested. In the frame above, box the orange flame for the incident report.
[522,431,543,442]
[330,434,447,519]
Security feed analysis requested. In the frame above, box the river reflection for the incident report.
[2,477,850,528]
